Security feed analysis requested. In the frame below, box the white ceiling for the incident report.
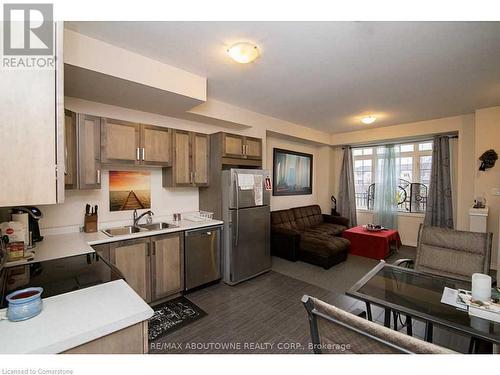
[65,22,500,133]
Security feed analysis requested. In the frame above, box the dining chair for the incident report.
[392,224,493,351]
[302,295,455,354]
[394,224,492,281]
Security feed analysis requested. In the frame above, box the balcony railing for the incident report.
[355,179,428,213]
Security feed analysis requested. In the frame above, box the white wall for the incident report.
[474,106,500,269]
[329,114,476,247]
[266,134,331,213]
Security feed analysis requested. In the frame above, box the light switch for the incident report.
[491,187,500,196]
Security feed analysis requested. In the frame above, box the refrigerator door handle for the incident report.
[234,172,239,246]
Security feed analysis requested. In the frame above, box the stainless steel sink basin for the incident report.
[139,222,178,231]
[102,226,149,237]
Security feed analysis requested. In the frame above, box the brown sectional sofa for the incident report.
[271,205,350,269]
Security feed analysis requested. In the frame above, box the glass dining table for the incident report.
[346,260,500,350]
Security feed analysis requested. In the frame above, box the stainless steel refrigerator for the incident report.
[221,168,271,285]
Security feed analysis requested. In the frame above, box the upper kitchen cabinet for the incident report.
[221,133,246,158]
[65,110,102,190]
[65,111,78,190]
[0,24,64,206]
[211,132,263,167]
[101,118,141,165]
[244,136,263,160]
[140,125,171,166]
[163,130,210,187]
[192,133,210,185]
[101,118,171,167]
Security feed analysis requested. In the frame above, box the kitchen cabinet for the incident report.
[221,132,262,160]
[63,321,148,354]
[101,118,171,167]
[0,24,65,206]
[101,118,140,165]
[109,238,151,302]
[141,125,171,166]
[163,130,210,187]
[65,110,101,190]
[222,133,246,158]
[244,136,263,160]
[193,132,210,185]
[210,132,263,167]
[151,233,184,300]
[104,233,183,303]
[64,111,78,189]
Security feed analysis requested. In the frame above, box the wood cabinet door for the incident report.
[245,136,262,160]
[173,130,192,185]
[141,125,171,166]
[151,233,183,300]
[0,69,57,206]
[101,118,140,164]
[78,114,101,189]
[64,110,78,189]
[192,132,210,186]
[110,238,151,302]
[222,133,245,158]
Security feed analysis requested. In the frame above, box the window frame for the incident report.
[352,141,433,213]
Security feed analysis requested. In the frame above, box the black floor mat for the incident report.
[148,296,207,341]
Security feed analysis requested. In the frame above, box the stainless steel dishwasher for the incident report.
[184,225,222,291]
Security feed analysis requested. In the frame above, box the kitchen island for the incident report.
[0,279,153,354]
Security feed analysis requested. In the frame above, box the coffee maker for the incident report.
[11,207,44,245]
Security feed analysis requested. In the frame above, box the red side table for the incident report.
[342,226,402,260]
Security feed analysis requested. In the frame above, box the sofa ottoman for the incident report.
[299,234,350,269]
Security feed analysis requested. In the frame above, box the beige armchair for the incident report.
[302,295,454,354]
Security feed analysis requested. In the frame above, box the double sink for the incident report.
[102,222,178,237]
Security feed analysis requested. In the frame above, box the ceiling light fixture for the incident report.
[361,116,376,125]
[227,42,260,64]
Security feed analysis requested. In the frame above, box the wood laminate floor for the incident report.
[150,270,471,354]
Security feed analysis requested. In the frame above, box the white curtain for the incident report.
[373,145,400,229]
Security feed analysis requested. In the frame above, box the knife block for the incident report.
[84,214,98,233]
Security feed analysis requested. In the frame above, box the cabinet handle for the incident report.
[96,169,101,184]
[242,144,244,155]
[147,243,150,257]
[136,147,140,161]
[142,147,145,161]
[152,243,156,256]
[64,145,68,176]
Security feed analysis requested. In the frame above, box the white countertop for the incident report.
[0,279,153,354]
[6,219,223,267]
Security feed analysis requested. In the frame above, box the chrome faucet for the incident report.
[133,209,154,227]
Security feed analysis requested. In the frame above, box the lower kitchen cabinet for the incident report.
[151,233,184,300]
[95,232,183,303]
[109,238,151,302]
[63,321,148,354]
